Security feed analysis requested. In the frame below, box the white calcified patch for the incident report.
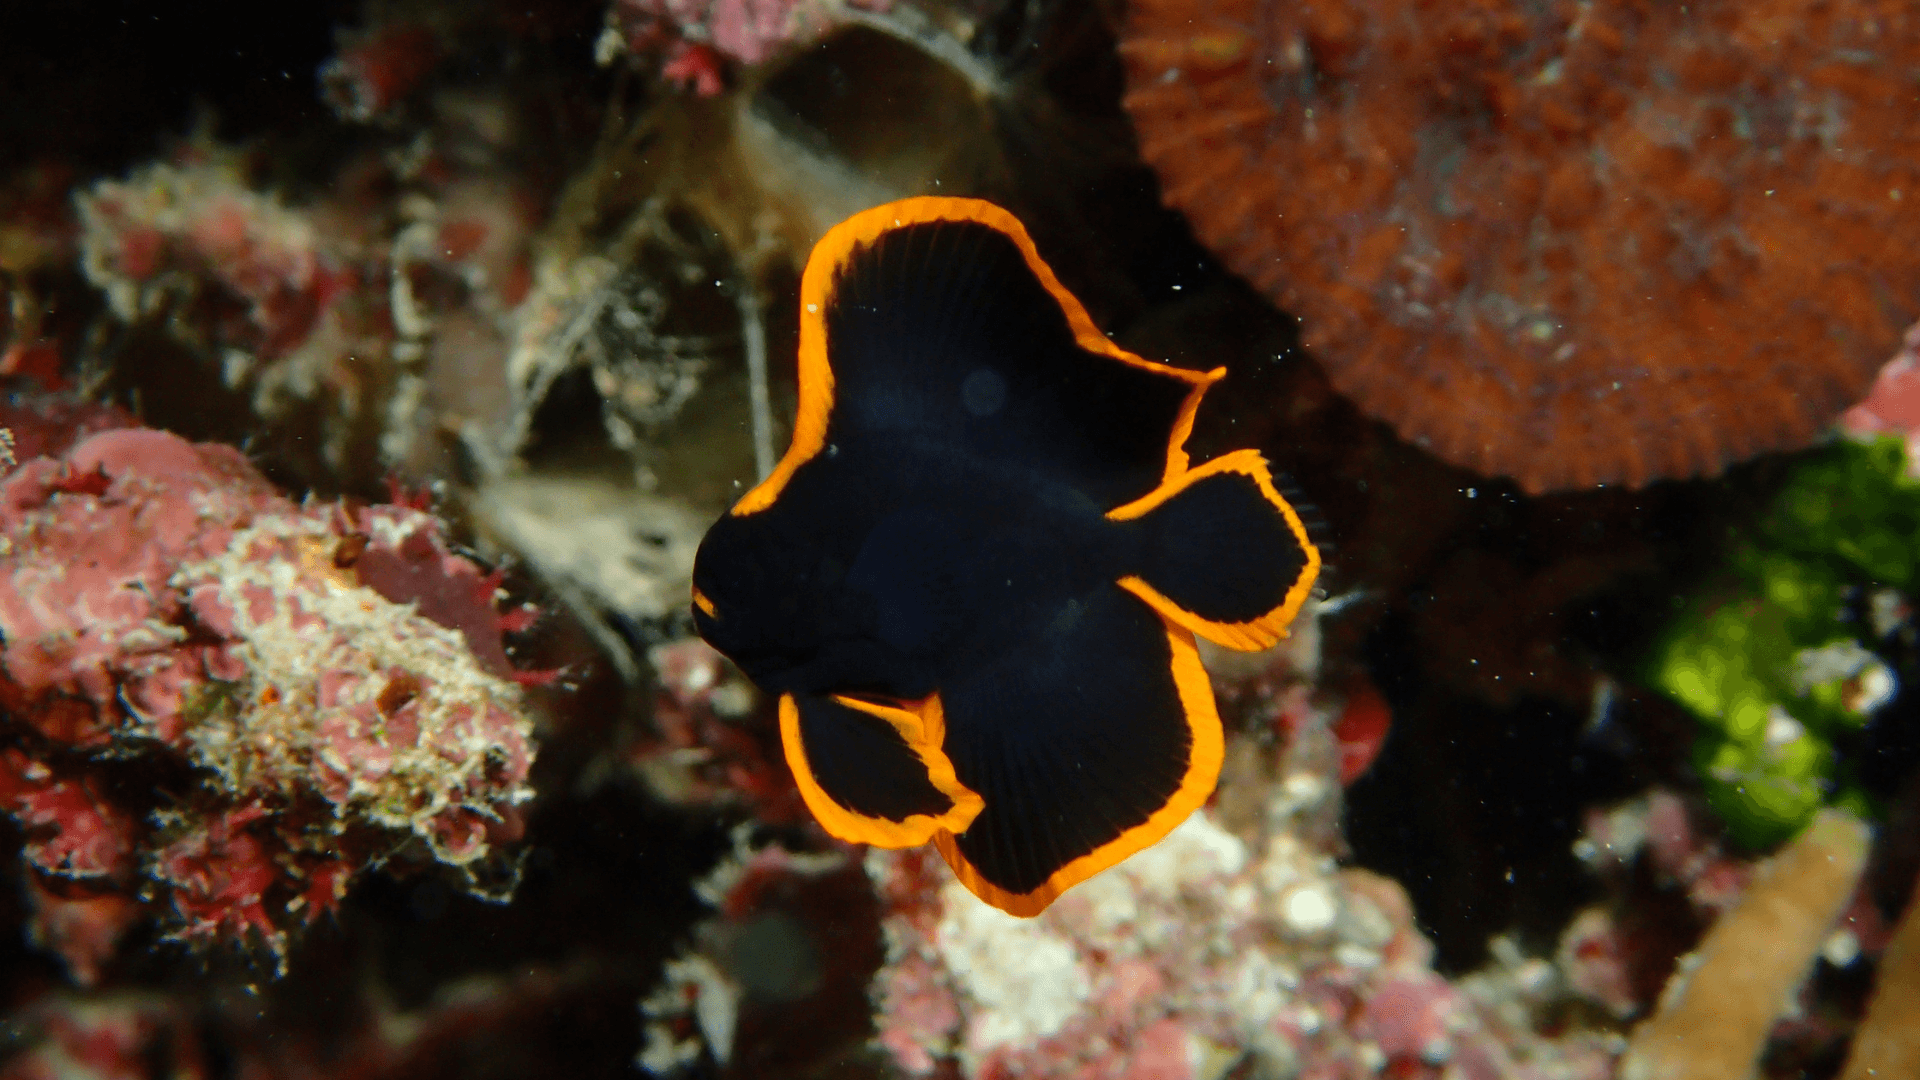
[1763,705,1807,750]
[639,953,739,1074]
[1868,588,1911,638]
[1123,812,1250,891]
[1074,811,1250,946]
[1790,640,1898,717]
[1792,640,1868,688]
[1848,661,1897,715]
[1222,947,1301,1048]
[936,886,1090,1062]
[931,811,1252,1068]
[1281,882,1340,936]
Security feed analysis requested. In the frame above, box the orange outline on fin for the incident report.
[932,616,1223,917]
[1107,448,1323,652]
[780,691,983,849]
[728,197,1219,517]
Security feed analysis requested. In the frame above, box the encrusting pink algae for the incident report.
[0,419,538,974]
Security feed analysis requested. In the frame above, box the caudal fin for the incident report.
[1109,449,1322,651]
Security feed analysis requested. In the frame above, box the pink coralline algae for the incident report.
[1574,788,1755,918]
[73,140,537,483]
[0,394,136,466]
[867,666,1620,1080]
[321,22,444,123]
[601,0,888,92]
[6,964,622,1080]
[4,754,145,986]
[5,993,208,1080]
[1841,319,1920,470]
[76,149,368,372]
[631,639,804,824]
[869,816,1618,1080]
[0,425,538,973]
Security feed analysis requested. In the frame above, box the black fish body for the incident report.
[691,198,1320,915]
[699,438,1124,698]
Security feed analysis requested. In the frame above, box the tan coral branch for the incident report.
[1839,872,1920,1080]
[1620,809,1872,1080]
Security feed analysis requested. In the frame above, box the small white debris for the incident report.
[1281,883,1339,936]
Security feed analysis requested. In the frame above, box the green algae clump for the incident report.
[1650,438,1913,848]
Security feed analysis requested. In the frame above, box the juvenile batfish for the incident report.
[691,197,1320,915]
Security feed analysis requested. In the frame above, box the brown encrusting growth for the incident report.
[1120,0,1920,492]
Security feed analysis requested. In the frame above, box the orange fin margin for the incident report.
[780,692,983,849]
[931,617,1223,917]
[1108,448,1321,651]
[731,197,1221,517]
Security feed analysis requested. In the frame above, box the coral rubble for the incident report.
[868,643,1620,1080]
[1120,0,1920,492]
[75,146,398,474]
[0,425,536,972]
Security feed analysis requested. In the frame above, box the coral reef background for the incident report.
[2,1,1919,1078]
